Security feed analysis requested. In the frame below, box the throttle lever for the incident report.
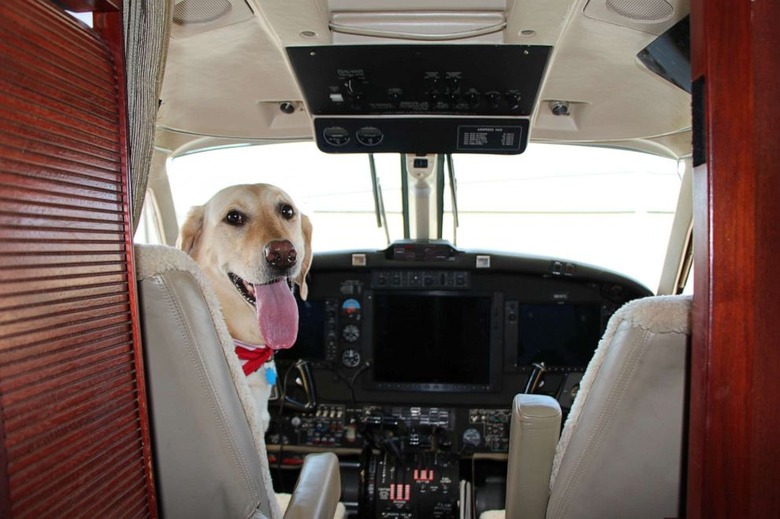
[524,362,547,394]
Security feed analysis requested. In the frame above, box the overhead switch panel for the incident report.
[287,44,551,154]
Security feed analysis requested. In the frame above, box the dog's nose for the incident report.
[264,239,297,269]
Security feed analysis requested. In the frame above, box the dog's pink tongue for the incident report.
[255,279,298,350]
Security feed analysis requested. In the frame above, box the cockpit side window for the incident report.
[134,189,166,245]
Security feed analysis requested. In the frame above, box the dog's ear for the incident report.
[295,213,313,300]
[177,205,205,256]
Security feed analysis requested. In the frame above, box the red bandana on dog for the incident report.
[234,339,273,376]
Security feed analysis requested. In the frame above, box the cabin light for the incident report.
[549,101,570,116]
[520,29,536,36]
[300,30,317,39]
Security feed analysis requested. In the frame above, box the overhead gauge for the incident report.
[322,126,350,146]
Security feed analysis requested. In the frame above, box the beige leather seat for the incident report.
[485,294,691,519]
[135,244,342,519]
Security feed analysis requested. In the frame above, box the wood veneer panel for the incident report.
[0,1,154,517]
[689,0,780,517]
[748,0,780,514]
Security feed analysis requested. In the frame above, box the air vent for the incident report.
[605,0,673,22]
[173,0,232,25]
[583,0,683,35]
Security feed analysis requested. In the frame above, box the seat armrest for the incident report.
[505,394,562,519]
[283,452,341,519]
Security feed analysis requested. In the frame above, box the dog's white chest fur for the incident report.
[234,339,276,432]
[245,359,275,432]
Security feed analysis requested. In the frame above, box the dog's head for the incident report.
[177,183,313,348]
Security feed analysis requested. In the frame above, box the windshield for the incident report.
[167,141,681,292]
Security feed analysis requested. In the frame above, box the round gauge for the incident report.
[355,126,383,147]
[322,126,350,146]
[341,324,360,343]
[341,298,361,320]
[341,348,361,368]
[462,427,482,447]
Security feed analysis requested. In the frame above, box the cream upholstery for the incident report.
[504,396,562,518]
[488,295,691,519]
[135,244,341,519]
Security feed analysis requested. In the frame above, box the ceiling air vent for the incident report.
[584,0,684,35]
[605,0,674,22]
[173,0,232,25]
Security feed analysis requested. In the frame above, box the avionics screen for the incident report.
[517,303,603,367]
[371,292,496,391]
[275,299,325,361]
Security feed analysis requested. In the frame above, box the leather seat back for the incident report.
[547,295,691,519]
[136,244,279,518]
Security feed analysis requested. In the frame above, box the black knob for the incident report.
[485,91,501,108]
[464,89,480,108]
[388,89,403,107]
[505,92,521,110]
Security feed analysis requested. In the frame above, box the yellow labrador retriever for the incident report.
[177,184,312,431]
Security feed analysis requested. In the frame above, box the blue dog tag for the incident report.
[265,365,277,385]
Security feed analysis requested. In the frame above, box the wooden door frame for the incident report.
[689,1,780,517]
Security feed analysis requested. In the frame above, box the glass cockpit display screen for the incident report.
[276,299,325,361]
[371,292,495,391]
[517,303,603,367]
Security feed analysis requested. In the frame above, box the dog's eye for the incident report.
[279,203,295,220]
[225,210,246,226]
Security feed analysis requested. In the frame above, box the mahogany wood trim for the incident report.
[95,5,159,516]
[0,0,156,515]
[689,1,780,517]
[0,387,8,519]
[749,0,780,514]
